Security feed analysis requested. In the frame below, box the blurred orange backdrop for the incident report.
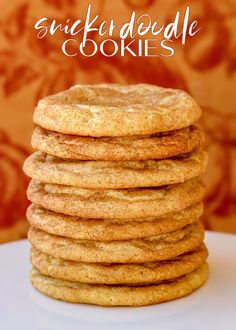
[0,0,236,243]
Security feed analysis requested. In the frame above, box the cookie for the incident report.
[30,263,209,306]
[31,125,204,161]
[33,84,201,137]
[27,203,203,241]
[23,151,208,189]
[30,244,208,285]
[28,222,204,263]
[27,177,205,219]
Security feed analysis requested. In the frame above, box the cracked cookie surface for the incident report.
[33,84,201,137]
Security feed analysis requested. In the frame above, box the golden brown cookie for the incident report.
[23,151,208,189]
[31,125,204,161]
[30,263,209,306]
[28,222,204,263]
[27,203,203,241]
[30,244,208,285]
[27,177,205,219]
[33,84,201,137]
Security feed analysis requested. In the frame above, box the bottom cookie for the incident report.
[30,263,208,306]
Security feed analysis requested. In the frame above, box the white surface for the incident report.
[0,231,236,330]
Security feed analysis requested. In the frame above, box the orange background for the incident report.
[0,0,236,243]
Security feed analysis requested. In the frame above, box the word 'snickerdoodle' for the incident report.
[34,4,200,57]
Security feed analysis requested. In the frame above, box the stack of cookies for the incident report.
[23,84,209,307]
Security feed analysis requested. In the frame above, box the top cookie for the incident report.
[33,84,201,137]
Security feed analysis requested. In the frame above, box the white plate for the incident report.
[0,232,236,330]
